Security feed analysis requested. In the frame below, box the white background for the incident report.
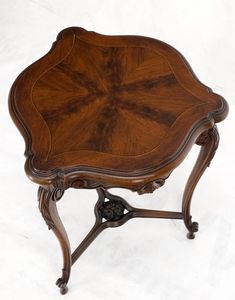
[0,1,235,299]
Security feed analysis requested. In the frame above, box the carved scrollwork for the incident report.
[137,178,166,195]
[96,189,129,222]
[54,169,65,189]
[196,130,210,145]
[185,216,199,239]
[38,186,71,294]
[196,125,219,167]
[38,186,64,230]
[196,126,219,146]
[99,199,126,221]
[71,176,168,195]
[56,276,68,295]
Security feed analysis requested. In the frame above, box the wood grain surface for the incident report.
[9,27,228,189]
[9,27,229,295]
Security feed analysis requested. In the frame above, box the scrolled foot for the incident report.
[38,186,71,295]
[182,126,219,240]
[56,278,68,295]
[187,221,199,239]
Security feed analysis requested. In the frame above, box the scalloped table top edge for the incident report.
[9,27,229,188]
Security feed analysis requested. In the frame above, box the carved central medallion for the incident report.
[99,199,126,221]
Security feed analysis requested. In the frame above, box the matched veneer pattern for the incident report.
[9,27,228,295]
[33,39,203,160]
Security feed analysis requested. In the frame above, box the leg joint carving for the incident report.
[38,187,64,230]
[196,125,219,167]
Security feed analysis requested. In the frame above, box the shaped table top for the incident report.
[9,27,228,191]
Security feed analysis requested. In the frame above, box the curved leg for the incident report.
[182,126,219,239]
[38,186,71,294]
[71,189,106,265]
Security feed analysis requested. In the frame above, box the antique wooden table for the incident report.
[9,27,228,294]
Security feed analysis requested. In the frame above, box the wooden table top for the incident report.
[9,27,228,191]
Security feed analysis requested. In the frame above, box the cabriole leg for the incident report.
[38,186,71,294]
[182,125,219,239]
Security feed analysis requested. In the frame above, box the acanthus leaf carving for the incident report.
[38,186,64,230]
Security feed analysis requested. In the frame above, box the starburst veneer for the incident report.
[9,27,228,294]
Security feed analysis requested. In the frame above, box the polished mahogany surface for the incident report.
[9,27,229,295]
[9,27,228,189]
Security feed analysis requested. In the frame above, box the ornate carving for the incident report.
[9,26,228,190]
[9,26,229,295]
[71,187,185,266]
[38,186,64,230]
[186,217,199,239]
[137,178,166,195]
[56,277,68,295]
[38,186,70,294]
[99,199,125,221]
[183,125,219,239]
[96,189,129,223]
[70,177,168,195]
[196,130,210,145]
[196,125,219,167]
[54,169,65,189]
